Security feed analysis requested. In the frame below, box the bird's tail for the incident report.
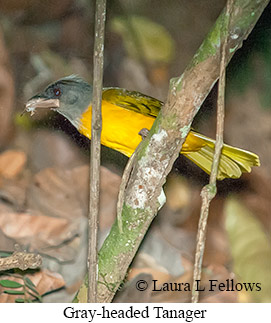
[183,132,260,180]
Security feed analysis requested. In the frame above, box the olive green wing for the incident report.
[102,87,163,118]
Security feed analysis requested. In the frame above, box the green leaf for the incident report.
[225,197,271,302]
[4,290,24,295]
[24,278,41,301]
[25,285,39,296]
[24,277,36,288]
[24,277,38,295]
[27,290,42,302]
[15,298,25,303]
[0,252,11,257]
[0,280,23,288]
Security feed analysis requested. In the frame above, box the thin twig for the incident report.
[117,128,150,233]
[191,0,233,303]
[117,152,135,233]
[88,0,106,303]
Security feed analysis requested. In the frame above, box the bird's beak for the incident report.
[22,97,60,116]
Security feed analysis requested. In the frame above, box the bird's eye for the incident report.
[53,87,61,96]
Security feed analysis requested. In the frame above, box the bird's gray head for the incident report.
[25,75,93,128]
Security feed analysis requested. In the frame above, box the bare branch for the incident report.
[88,0,106,303]
[0,252,42,271]
[192,0,233,303]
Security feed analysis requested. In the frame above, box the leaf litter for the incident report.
[0,132,123,301]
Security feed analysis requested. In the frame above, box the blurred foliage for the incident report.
[110,15,175,64]
[15,113,33,130]
[225,197,271,302]
[227,8,271,109]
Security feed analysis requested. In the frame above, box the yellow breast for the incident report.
[79,100,155,157]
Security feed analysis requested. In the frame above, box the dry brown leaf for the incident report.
[0,177,29,210]
[0,211,78,251]
[27,166,89,220]
[31,269,65,296]
[29,130,87,172]
[27,165,120,226]
[0,150,26,179]
[43,235,82,262]
[0,269,65,303]
[0,164,120,261]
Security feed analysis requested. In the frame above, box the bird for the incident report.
[24,75,260,180]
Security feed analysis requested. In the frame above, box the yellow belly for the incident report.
[79,101,156,157]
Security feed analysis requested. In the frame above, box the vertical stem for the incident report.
[192,0,233,303]
[88,0,106,303]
